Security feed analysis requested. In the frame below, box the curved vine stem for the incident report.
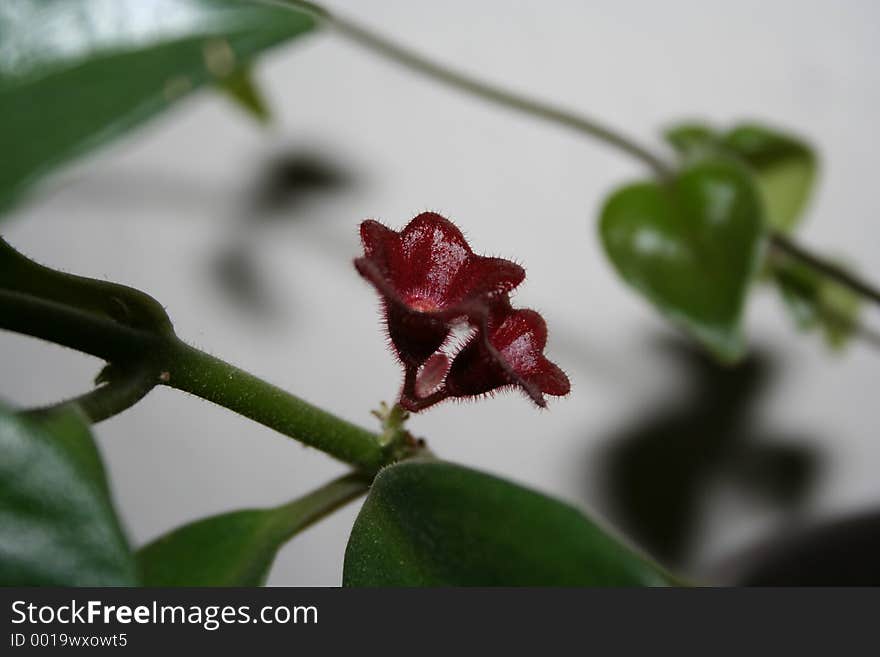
[22,361,159,424]
[272,0,673,178]
[770,234,880,306]
[270,1,880,311]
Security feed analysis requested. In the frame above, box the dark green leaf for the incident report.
[772,256,861,350]
[599,157,766,362]
[138,473,368,586]
[343,460,675,586]
[0,406,137,585]
[0,0,317,214]
[721,124,817,232]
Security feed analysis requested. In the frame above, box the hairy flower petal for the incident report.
[446,305,570,407]
[355,212,524,367]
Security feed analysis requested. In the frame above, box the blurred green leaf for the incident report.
[772,256,861,350]
[218,66,271,123]
[721,124,816,233]
[0,0,317,215]
[664,121,816,232]
[343,460,675,586]
[0,406,137,585]
[663,121,717,158]
[599,157,766,362]
[138,473,368,586]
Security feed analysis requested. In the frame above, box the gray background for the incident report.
[2,0,878,584]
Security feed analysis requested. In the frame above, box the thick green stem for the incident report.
[0,289,161,361]
[162,340,387,472]
[0,237,391,472]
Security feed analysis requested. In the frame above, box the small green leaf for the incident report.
[599,157,766,362]
[772,257,861,350]
[343,460,675,586]
[138,473,368,586]
[663,121,717,158]
[721,124,817,233]
[0,0,317,215]
[0,406,137,585]
[217,66,271,124]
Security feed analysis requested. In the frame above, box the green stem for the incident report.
[0,289,160,361]
[0,238,390,472]
[770,233,880,307]
[268,471,372,541]
[22,361,159,424]
[163,340,387,472]
[274,0,672,178]
[275,1,880,310]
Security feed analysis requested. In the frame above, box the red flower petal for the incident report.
[446,305,570,407]
[355,212,524,367]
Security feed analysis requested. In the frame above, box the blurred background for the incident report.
[1,0,879,585]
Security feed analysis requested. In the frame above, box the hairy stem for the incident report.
[163,340,387,472]
[0,246,390,471]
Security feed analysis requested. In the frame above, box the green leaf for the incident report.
[599,157,766,362]
[343,460,675,586]
[663,121,717,158]
[0,0,317,215]
[663,121,817,232]
[0,406,138,585]
[217,66,271,124]
[721,124,817,233]
[138,473,368,586]
[772,256,861,350]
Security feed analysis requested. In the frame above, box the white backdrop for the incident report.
[2,0,878,584]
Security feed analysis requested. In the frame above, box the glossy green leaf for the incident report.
[138,473,368,586]
[721,124,817,233]
[599,157,766,362]
[343,460,675,586]
[0,0,317,215]
[0,406,137,585]
[772,257,861,350]
[665,121,817,232]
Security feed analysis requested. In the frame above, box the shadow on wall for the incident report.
[590,336,821,571]
[211,149,356,319]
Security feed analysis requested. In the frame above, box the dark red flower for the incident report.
[355,212,524,367]
[356,212,568,412]
[445,298,570,407]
